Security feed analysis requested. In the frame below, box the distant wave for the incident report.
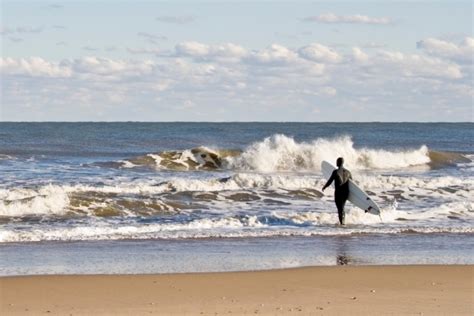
[0,154,15,160]
[112,135,470,172]
[121,147,241,171]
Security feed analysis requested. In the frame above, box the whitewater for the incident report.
[0,123,473,244]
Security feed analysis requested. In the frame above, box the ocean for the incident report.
[0,122,473,275]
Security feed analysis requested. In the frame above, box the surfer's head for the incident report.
[336,157,344,167]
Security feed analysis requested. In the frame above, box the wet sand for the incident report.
[1,265,472,315]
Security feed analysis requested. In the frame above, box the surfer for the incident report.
[322,157,352,225]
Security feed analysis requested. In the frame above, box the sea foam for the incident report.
[229,134,431,172]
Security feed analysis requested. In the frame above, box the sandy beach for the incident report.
[1,265,472,315]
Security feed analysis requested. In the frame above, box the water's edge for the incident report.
[1,234,472,276]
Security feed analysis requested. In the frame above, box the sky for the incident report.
[1,0,473,121]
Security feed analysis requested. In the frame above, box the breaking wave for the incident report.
[230,135,432,172]
[115,147,240,171]
[2,133,472,243]
[1,172,473,218]
[114,135,469,172]
[1,171,472,242]
[1,206,473,242]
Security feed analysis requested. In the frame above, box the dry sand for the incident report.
[1,265,472,315]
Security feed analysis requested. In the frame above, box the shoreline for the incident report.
[2,234,473,276]
[1,265,472,315]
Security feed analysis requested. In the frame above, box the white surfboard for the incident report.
[321,161,380,215]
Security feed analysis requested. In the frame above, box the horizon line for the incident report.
[0,121,472,124]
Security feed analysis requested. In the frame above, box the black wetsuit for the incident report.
[323,167,352,225]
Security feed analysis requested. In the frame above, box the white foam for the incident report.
[458,154,474,171]
[1,180,474,242]
[1,213,472,243]
[147,154,163,169]
[228,134,431,172]
[0,185,70,217]
[119,160,137,168]
[1,171,472,217]
[355,174,474,191]
[146,147,222,170]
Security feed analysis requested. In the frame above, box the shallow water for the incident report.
[0,234,472,276]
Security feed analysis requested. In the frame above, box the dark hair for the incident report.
[336,157,344,167]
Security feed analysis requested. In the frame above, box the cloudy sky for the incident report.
[1,0,473,121]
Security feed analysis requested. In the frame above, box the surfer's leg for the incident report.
[339,199,346,225]
[335,198,346,225]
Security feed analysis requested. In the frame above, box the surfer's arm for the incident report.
[322,171,336,191]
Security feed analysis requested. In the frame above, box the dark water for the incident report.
[1,122,472,157]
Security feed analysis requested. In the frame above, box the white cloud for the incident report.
[70,57,154,78]
[247,44,298,64]
[417,37,474,63]
[0,56,155,81]
[0,57,72,77]
[298,43,342,63]
[302,13,392,25]
[2,43,466,83]
[175,42,248,62]
[2,40,471,121]
[375,51,462,79]
[212,43,248,59]
[175,41,211,57]
[351,47,369,63]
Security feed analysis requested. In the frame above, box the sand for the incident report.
[1,265,472,315]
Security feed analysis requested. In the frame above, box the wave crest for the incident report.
[112,135,471,172]
[229,134,431,172]
[122,146,240,171]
